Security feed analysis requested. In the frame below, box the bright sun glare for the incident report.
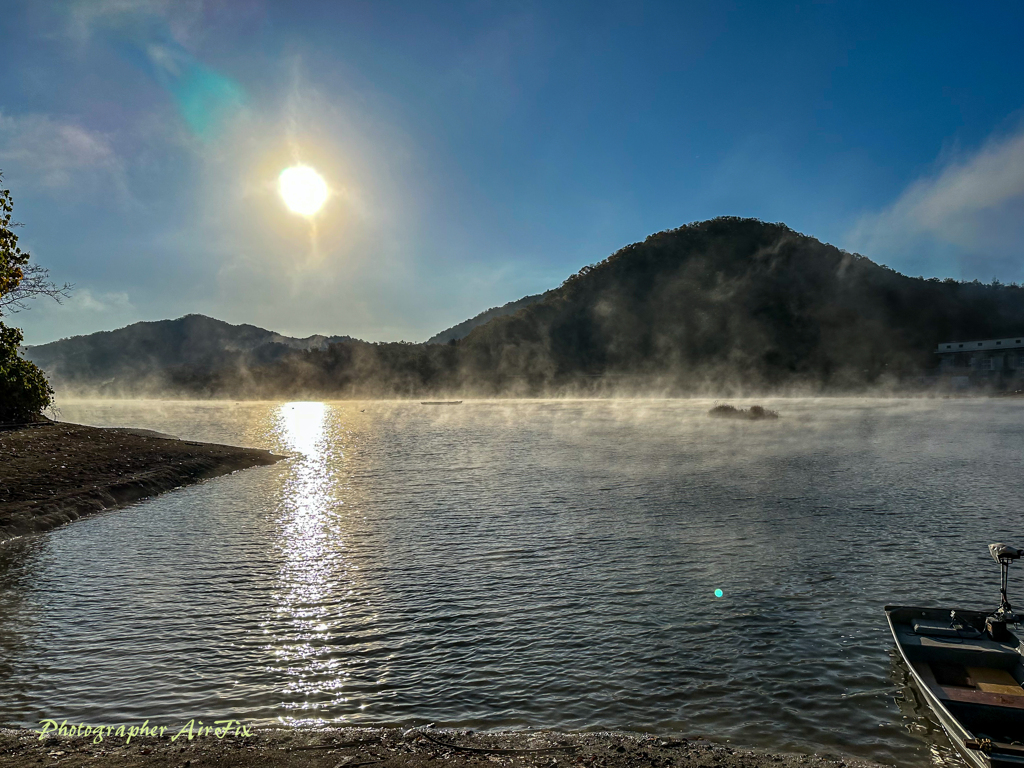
[279,165,328,217]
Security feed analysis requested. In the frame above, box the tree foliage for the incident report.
[0,177,29,301]
[0,173,57,421]
[0,323,53,421]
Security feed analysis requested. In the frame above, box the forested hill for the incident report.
[26,219,1024,397]
[426,292,550,344]
[24,314,353,393]
[454,217,1024,392]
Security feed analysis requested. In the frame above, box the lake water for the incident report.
[2,398,1022,765]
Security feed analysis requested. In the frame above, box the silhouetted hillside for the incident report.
[427,292,550,344]
[24,314,353,393]
[454,218,1024,393]
[27,219,1024,397]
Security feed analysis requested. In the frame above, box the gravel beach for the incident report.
[0,727,889,768]
[0,420,282,541]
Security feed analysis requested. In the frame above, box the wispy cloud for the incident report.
[69,288,133,313]
[849,125,1024,280]
[0,113,123,190]
[65,0,206,46]
[18,287,136,346]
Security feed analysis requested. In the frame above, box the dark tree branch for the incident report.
[0,262,73,314]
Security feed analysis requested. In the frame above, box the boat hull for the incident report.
[885,605,1024,768]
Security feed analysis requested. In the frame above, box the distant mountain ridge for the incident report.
[25,314,354,392]
[24,218,1024,397]
[427,292,550,344]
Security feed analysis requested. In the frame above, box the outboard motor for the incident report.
[987,542,1023,640]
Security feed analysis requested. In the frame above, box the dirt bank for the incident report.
[0,421,283,541]
[0,726,887,768]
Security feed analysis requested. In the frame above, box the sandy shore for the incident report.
[0,420,283,541]
[0,726,887,768]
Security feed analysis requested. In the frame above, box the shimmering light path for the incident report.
[2,398,1020,767]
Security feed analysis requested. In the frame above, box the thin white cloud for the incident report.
[63,0,260,50]
[69,288,133,313]
[16,288,136,346]
[0,113,123,190]
[147,43,184,77]
[850,125,1024,279]
[65,0,205,45]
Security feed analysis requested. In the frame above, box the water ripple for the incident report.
[2,398,1021,767]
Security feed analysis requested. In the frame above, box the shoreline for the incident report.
[0,726,889,768]
[0,420,283,542]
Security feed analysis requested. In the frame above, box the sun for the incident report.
[278,165,328,216]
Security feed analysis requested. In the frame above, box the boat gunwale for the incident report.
[885,604,1024,768]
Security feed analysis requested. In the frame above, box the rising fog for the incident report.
[26,218,1024,402]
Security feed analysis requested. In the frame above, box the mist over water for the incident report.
[1,398,1021,766]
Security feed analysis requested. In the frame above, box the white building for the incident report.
[935,336,1024,375]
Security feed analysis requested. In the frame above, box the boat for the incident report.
[886,543,1024,767]
[420,401,462,405]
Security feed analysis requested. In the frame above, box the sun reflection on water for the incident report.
[262,401,370,723]
[279,401,331,543]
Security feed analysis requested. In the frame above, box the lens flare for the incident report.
[714,588,724,598]
[279,166,328,216]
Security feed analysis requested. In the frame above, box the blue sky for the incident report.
[3,1,1024,344]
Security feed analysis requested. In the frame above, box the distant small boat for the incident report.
[886,543,1024,768]
[420,401,463,405]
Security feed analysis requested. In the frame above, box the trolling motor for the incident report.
[986,542,1024,640]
